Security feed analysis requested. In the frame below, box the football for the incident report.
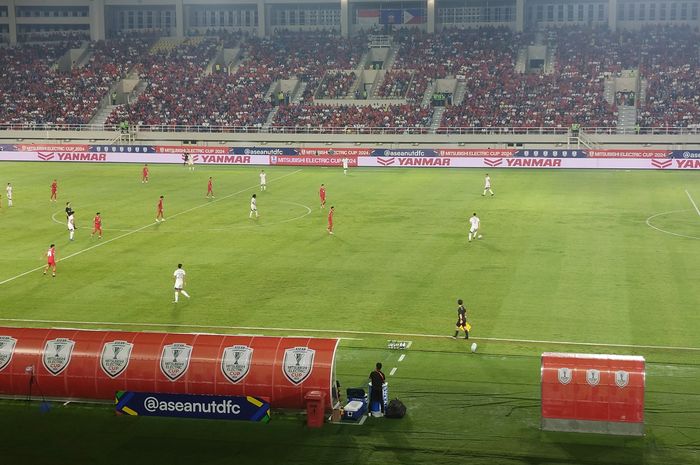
[478,235,483,239]
[470,342,478,353]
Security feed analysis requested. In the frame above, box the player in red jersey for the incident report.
[206,177,214,198]
[50,179,58,201]
[156,195,165,222]
[91,212,103,239]
[43,244,57,277]
[319,184,326,209]
[327,206,335,235]
[142,164,149,183]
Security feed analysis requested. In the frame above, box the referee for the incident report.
[453,299,469,339]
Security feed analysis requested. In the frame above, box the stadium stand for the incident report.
[1,26,699,131]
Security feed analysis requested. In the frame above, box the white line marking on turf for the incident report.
[389,367,397,376]
[646,210,700,240]
[1,318,698,351]
[50,212,136,233]
[398,354,406,362]
[2,170,302,286]
[686,189,700,217]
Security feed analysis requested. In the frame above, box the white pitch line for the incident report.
[686,189,700,217]
[0,170,302,286]
[646,210,700,240]
[0,318,698,351]
[389,367,398,376]
[398,354,405,362]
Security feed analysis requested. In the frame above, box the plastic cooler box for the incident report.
[342,400,367,421]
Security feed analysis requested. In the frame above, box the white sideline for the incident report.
[0,170,302,286]
[686,189,700,217]
[0,318,698,352]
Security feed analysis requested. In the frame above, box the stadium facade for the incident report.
[1,0,700,42]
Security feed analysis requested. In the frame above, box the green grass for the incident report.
[0,163,699,464]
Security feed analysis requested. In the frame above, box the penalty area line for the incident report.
[1,170,303,287]
[0,318,698,352]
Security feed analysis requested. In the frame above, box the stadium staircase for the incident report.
[453,80,467,105]
[544,45,556,75]
[383,44,399,70]
[638,78,648,105]
[617,106,638,134]
[429,107,445,133]
[262,107,279,130]
[370,70,387,98]
[603,79,616,104]
[421,81,436,107]
[291,82,308,104]
[515,47,528,73]
[90,105,118,127]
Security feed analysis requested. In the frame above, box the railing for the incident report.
[0,123,699,137]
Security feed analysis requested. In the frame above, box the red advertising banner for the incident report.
[0,327,339,410]
[438,148,516,157]
[156,145,230,154]
[541,353,644,435]
[18,144,90,152]
[269,155,358,166]
[588,150,670,158]
[299,147,372,156]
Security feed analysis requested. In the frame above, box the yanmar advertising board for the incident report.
[0,151,268,165]
[358,156,700,169]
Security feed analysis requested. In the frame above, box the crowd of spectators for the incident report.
[0,38,149,126]
[272,103,433,131]
[375,70,414,99]
[439,26,617,131]
[107,31,366,128]
[316,71,356,99]
[2,26,700,131]
[635,26,700,128]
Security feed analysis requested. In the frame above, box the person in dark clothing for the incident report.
[453,299,469,339]
[369,362,386,415]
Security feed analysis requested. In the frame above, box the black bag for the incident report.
[385,398,406,419]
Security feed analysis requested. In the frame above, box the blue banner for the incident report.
[230,147,298,156]
[669,150,700,159]
[89,145,156,153]
[514,149,587,158]
[0,144,17,151]
[371,148,439,157]
[380,9,403,24]
[115,391,270,422]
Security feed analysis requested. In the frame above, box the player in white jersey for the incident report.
[6,183,13,207]
[482,174,494,196]
[172,263,190,303]
[187,153,195,171]
[259,170,267,191]
[67,212,75,241]
[342,157,349,175]
[468,213,480,242]
[249,194,259,218]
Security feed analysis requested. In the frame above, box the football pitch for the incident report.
[0,162,699,465]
